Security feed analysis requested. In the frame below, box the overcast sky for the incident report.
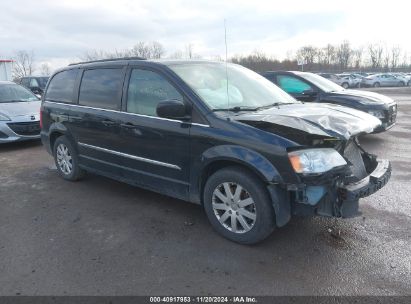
[1,0,410,72]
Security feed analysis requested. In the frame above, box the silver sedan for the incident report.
[361,74,405,87]
[0,81,41,143]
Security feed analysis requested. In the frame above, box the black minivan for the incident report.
[40,59,391,244]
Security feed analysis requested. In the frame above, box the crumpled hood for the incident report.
[329,89,394,105]
[0,101,41,118]
[234,103,381,140]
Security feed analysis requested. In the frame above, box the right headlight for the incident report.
[288,148,347,174]
[0,113,11,121]
[368,110,385,119]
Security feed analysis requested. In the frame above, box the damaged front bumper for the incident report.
[268,150,391,227]
[338,159,391,201]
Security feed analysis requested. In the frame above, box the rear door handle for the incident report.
[102,119,116,126]
[120,122,138,129]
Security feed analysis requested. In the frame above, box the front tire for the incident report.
[399,81,405,87]
[342,82,349,89]
[53,136,85,181]
[373,82,380,87]
[203,167,275,244]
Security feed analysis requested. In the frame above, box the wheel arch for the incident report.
[194,145,284,205]
[48,123,74,152]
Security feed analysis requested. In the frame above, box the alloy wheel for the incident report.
[56,143,73,175]
[212,182,257,233]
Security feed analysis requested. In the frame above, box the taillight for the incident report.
[40,109,43,129]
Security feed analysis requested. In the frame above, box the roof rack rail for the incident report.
[68,57,146,66]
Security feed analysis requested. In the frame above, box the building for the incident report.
[0,60,13,81]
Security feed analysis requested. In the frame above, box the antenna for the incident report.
[224,19,230,120]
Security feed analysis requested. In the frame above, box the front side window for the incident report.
[298,72,344,92]
[45,69,78,103]
[277,75,312,94]
[79,68,123,110]
[127,69,183,117]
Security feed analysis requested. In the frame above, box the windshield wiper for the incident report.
[255,102,295,110]
[213,106,259,112]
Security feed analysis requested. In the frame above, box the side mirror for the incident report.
[156,99,189,120]
[301,89,317,97]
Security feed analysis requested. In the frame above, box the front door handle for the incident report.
[102,119,116,126]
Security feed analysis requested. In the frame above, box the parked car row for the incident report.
[317,72,411,88]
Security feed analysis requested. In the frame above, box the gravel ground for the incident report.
[0,87,410,296]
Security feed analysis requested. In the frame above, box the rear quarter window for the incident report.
[45,69,78,103]
[78,68,123,110]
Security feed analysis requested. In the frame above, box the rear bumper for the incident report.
[338,159,391,201]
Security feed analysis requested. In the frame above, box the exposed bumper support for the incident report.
[339,159,391,201]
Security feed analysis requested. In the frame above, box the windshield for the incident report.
[169,62,297,110]
[0,84,39,103]
[299,73,345,92]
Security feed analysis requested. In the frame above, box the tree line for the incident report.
[232,41,411,73]
[8,40,411,78]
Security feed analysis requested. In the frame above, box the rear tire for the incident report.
[53,136,85,181]
[373,82,380,87]
[203,166,275,244]
[399,81,405,87]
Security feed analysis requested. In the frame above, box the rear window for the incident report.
[45,70,78,103]
[79,68,123,110]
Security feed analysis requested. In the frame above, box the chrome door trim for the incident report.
[43,100,210,127]
[78,142,181,170]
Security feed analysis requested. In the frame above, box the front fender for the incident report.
[202,145,283,183]
[189,144,284,203]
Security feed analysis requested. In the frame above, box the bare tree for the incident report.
[367,43,384,69]
[130,42,151,58]
[336,40,352,70]
[40,63,51,76]
[130,41,165,59]
[352,47,363,69]
[382,44,391,71]
[13,50,35,78]
[80,49,112,61]
[168,50,184,59]
[185,43,194,59]
[390,45,401,69]
[296,46,318,65]
[150,41,165,59]
[323,44,336,66]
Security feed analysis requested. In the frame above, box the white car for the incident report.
[318,73,352,89]
[0,81,41,143]
[339,74,362,88]
[361,74,405,87]
[391,73,411,86]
